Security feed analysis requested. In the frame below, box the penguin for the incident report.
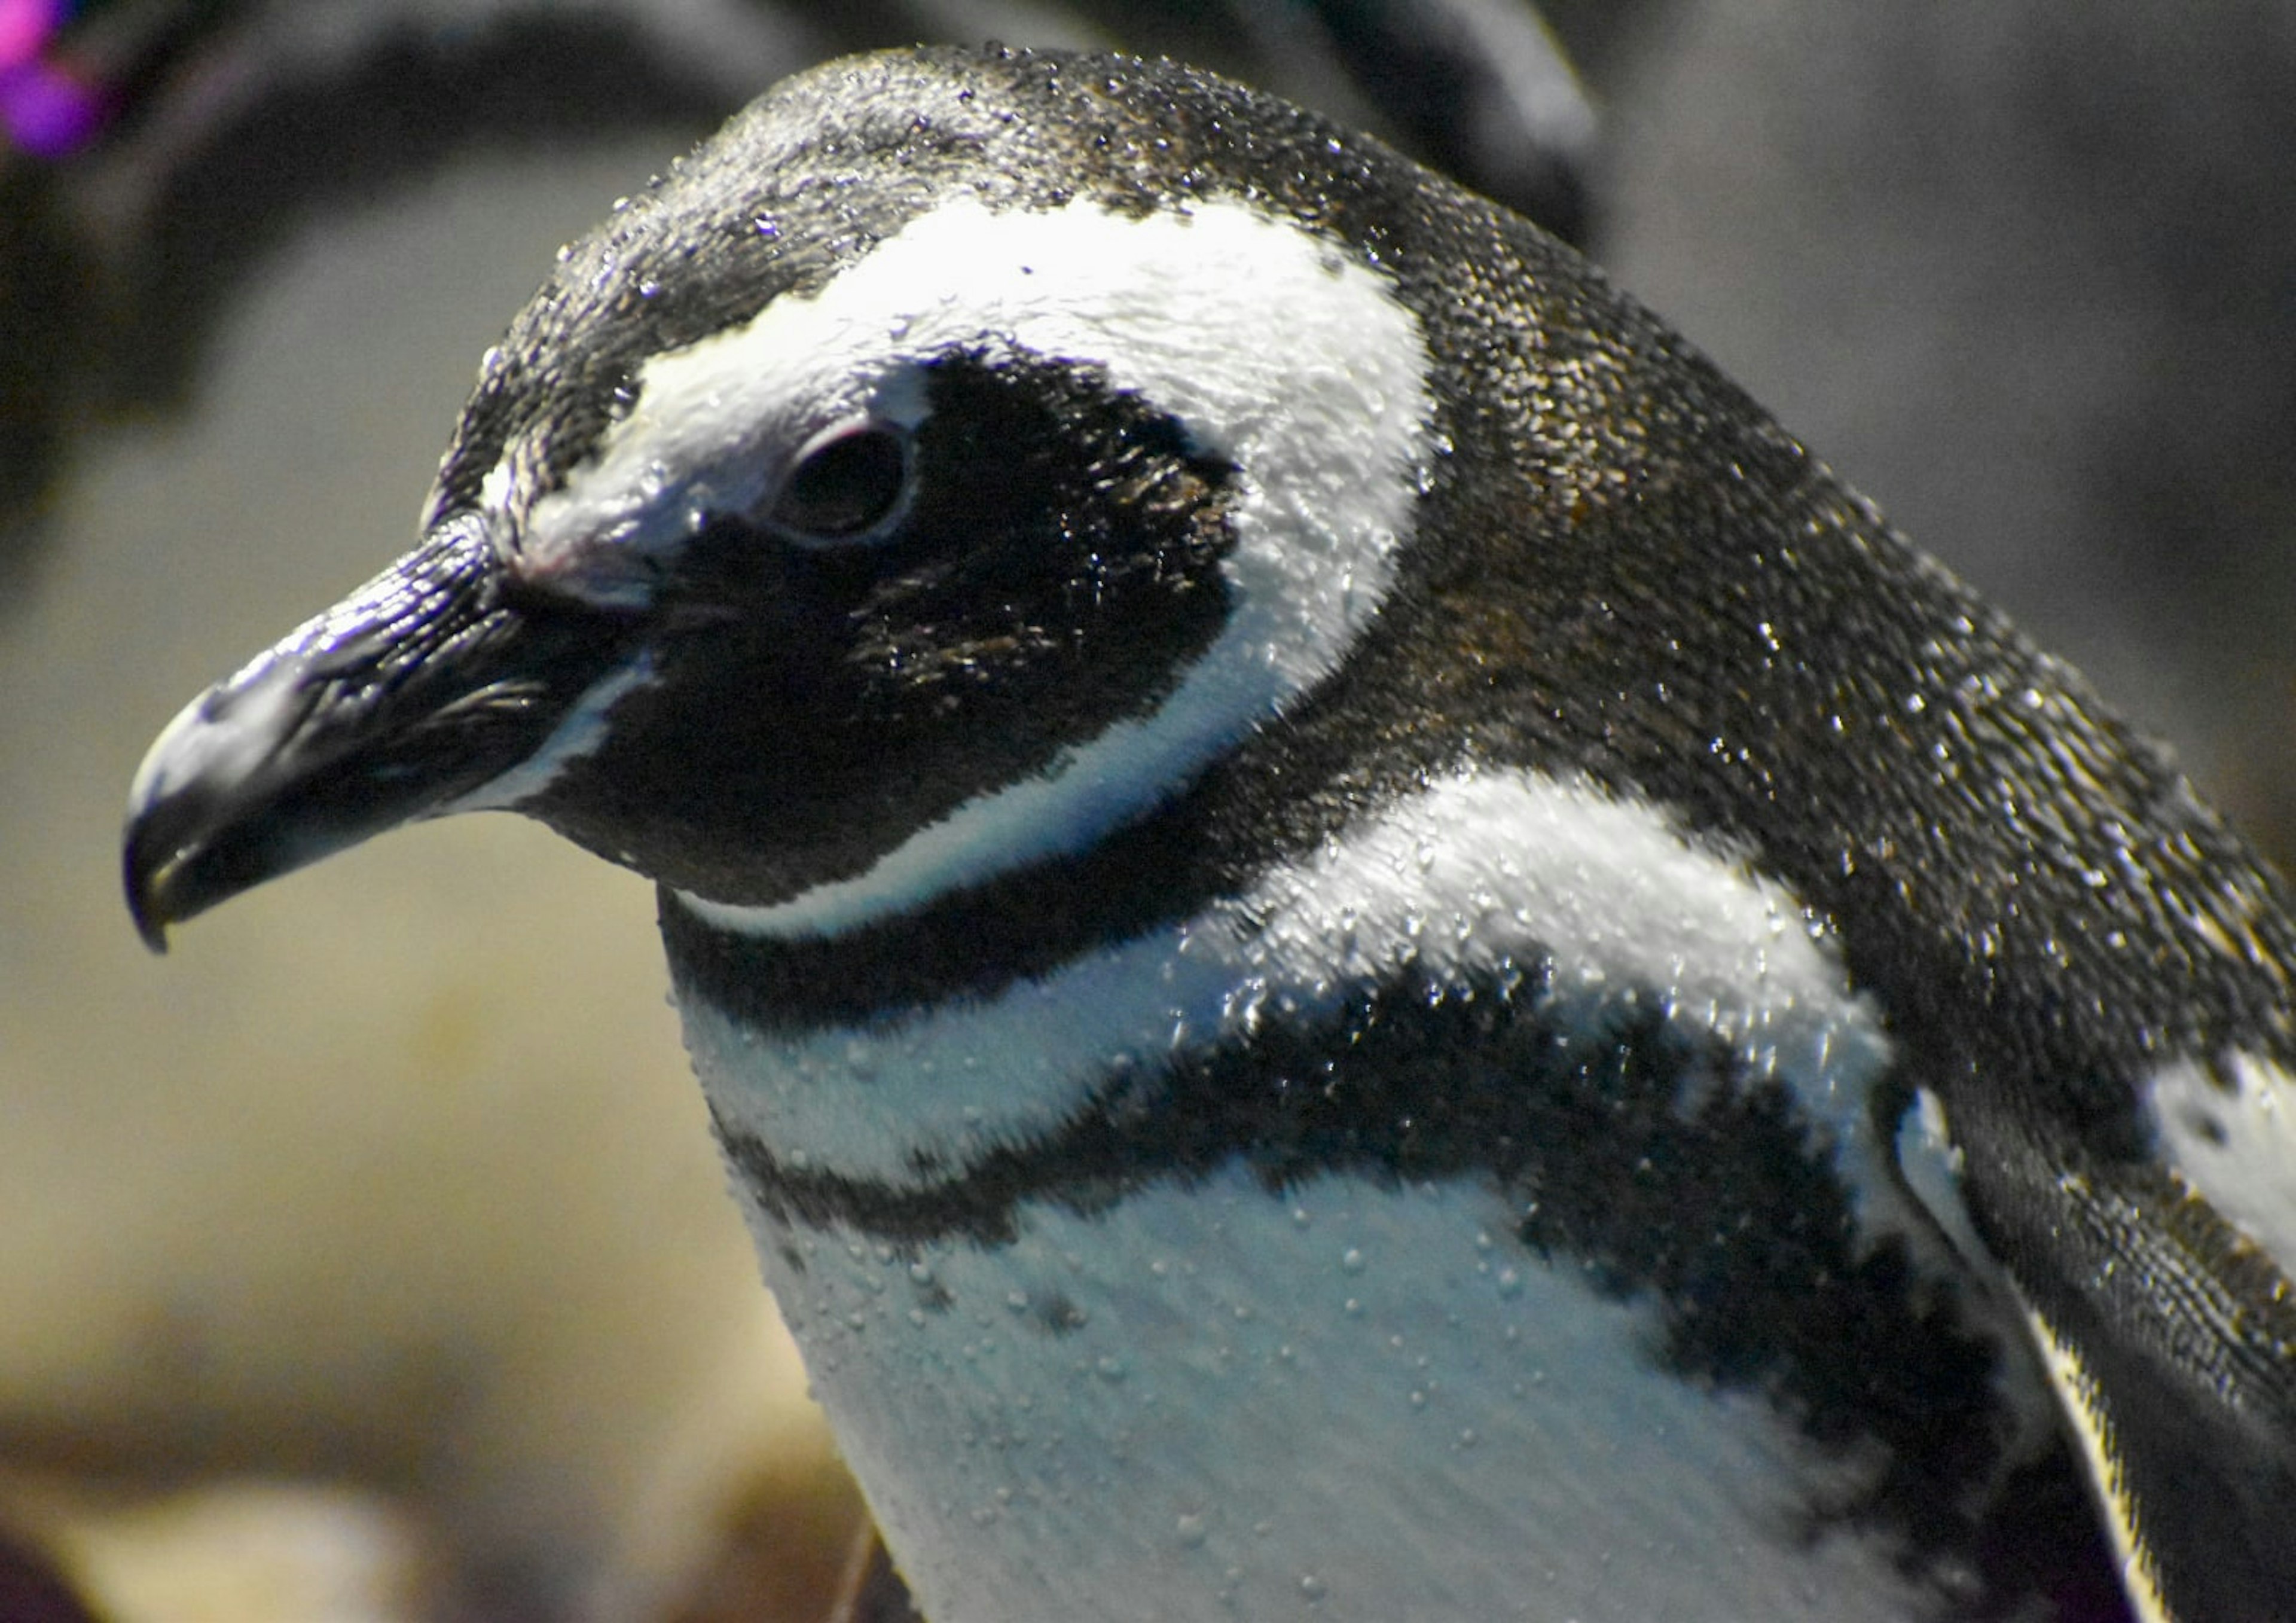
[121,45,2296,1623]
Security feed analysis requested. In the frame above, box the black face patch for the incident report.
[524,350,1236,902]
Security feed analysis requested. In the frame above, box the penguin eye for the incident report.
[768,422,911,544]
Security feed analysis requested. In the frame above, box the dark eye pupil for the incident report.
[771,427,907,539]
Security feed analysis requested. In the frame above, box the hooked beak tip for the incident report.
[129,889,172,956]
[123,812,181,953]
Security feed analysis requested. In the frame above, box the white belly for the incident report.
[730,1166,1939,1623]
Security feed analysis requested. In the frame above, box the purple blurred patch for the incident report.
[2,61,103,157]
[0,0,105,158]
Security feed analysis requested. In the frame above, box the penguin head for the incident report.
[123,46,1443,942]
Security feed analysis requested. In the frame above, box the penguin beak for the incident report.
[123,514,637,951]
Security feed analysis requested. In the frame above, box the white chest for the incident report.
[671,769,1949,1620]
[727,1167,1935,1623]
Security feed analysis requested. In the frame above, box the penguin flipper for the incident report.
[1950,1086,2296,1622]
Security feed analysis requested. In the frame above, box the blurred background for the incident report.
[2,1,2291,1618]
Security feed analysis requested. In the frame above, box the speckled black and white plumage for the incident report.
[125,45,2296,1623]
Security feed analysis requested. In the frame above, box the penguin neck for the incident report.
[662,764,1901,1247]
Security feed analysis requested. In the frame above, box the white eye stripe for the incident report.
[538,191,1434,928]
[520,193,1428,581]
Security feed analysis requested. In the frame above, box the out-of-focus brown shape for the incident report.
[664,1436,926,1623]
[0,1520,101,1623]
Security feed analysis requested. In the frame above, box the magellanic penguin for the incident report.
[123,45,2296,1623]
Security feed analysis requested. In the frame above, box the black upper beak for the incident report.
[123,514,637,950]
